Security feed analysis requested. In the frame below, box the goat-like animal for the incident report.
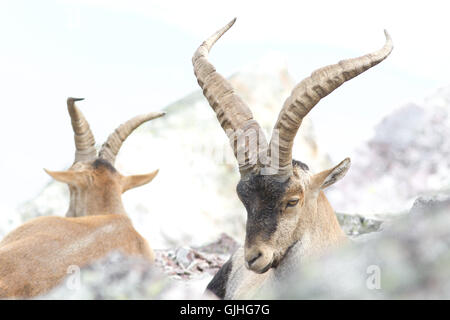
[0,98,164,298]
[192,19,393,299]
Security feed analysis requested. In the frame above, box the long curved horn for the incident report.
[67,97,97,163]
[270,30,393,177]
[192,18,268,176]
[99,112,165,165]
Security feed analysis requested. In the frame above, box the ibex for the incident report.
[0,98,164,298]
[193,19,393,299]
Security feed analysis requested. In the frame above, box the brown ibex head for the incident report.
[193,19,393,273]
[44,98,165,217]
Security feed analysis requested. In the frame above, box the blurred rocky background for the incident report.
[327,86,450,216]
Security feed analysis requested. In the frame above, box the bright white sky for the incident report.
[0,0,449,211]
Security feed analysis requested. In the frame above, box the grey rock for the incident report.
[327,86,450,215]
[155,233,239,280]
[40,251,174,300]
[336,212,385,238]
[409,193,450,217]
[39,251,210,300]
[175,247,195,269]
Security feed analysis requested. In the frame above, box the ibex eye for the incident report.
[286,199,299,208]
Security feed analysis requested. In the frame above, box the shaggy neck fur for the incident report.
[66,186,126,217]
[65,159,127,217]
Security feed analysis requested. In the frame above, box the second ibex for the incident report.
[0,98,164,298]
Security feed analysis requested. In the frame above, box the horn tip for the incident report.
[383,29,393,45]
[383,29,394,53]
[226,17,237,30]
[67,97,85,103]
[152,111,166,119]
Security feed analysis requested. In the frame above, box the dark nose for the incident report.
[247,251,262,267]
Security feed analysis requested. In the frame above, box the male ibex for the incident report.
[193,19,393,299]
[0,98,164,298]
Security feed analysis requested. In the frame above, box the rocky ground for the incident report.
[41,234,240,300]
[37,192,450,299]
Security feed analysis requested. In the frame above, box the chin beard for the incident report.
[270,251,284,269]
[270,258,280,269]
[272,241,299,269]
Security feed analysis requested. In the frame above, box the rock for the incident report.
[155,234,239,281]
[335,212,385,238]
[175,247,195,269]
[40,251,190,300]
[409,192,450,216]
[327,86,450,215]
[260,192,450,299]
[194,233,240,255]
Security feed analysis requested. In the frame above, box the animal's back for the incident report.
[0,214,153,298]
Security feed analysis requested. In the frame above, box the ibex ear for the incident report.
[44,169,85,186]
[121,169,159,193]
[310,158,351,191]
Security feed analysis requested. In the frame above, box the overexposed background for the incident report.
[0,0,449,225]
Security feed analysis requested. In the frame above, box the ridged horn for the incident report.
[99,112,165,165]
[270,30,393,177]
[192,18,268,176]
[67,97,97,163]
